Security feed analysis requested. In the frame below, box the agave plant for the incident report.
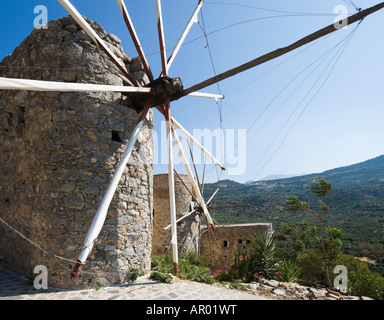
[275,259,302,283]
[249,231,279,279]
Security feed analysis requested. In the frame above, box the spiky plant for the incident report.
[249,231,278,279]
[275,260,302,283]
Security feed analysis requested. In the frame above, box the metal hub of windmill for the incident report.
[127,76,184,112]
[0,0,383,280]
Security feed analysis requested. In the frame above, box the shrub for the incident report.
[150,270,173,284]
[275,259,302,283]
[281,220,343,287]
[178,264,215,284]
[348,271,384,300]
[337,254,384,300]
[221,279,247,291]
[128,268,144,282]
[151,251,215,284]
[212,253,264,283]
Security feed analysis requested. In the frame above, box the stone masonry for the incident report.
[200,223,274,270]
[152,174,200,256]
[0,16,154,289]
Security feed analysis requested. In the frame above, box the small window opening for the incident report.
[111,130,123,142]
[238,239,243,245]
[223,240,228,248]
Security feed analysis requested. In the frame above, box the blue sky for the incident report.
[1,0,383,183]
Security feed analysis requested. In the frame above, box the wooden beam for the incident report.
[182,2,384,96]
[165,102,179,275]
[116,0,154,82]
[155,0,168,76]
[58,0,140,87]
[166,0,204,72]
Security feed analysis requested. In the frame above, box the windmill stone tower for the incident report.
[0,16,154,289]
[152,174,200,256]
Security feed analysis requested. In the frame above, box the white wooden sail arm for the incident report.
[186,91,224,101]
[57,0,139,86]
[171,117,225,171]
[166,119,179,274]
[171,128,214,228]
[155,0,168,76]
[167,0,204,71]
[163,188,219,231]
[0,77,155,93]
[71,117,146,280]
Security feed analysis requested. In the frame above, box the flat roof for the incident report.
[201,223,272,229]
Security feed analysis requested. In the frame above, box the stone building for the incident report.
[151,173,274,271]
[200,223,274,270]
[0,16,274,290]
[0,16,154,289]
[152,174,200,256]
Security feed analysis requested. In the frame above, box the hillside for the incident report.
[204,155,384,275]
[251,155,384,188]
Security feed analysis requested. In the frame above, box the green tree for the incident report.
[282,221,342,286]
[284,178,341,289]
[336,254,384,300]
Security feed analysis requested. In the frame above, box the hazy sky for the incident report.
[1,0,383,183]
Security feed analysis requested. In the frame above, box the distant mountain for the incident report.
[259,173,308,181]
[216,179,244,187]
[203,155,384,275]
[250,155,384,187]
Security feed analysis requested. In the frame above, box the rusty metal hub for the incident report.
[122,76,183,113]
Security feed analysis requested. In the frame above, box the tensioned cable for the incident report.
[145,12,340,59]
[212,22,360,180]
[245,31,355,148]
[198,8,223,129]
[197,8,224,184]
[250,26,360,180]
[250,23,361,181]
[247,35,354,179]
[205,1,340,16]
[225,34,336,156]
[224,32,334,97]
[342,0,361,11]
[202,32,335,178]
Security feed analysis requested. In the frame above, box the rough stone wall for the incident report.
[200,223,274,270]
[0,16,153,289]
[152,174,200,256]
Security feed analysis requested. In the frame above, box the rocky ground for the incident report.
[213,278,374,300]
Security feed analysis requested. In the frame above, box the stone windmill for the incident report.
[1,0,383,287]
